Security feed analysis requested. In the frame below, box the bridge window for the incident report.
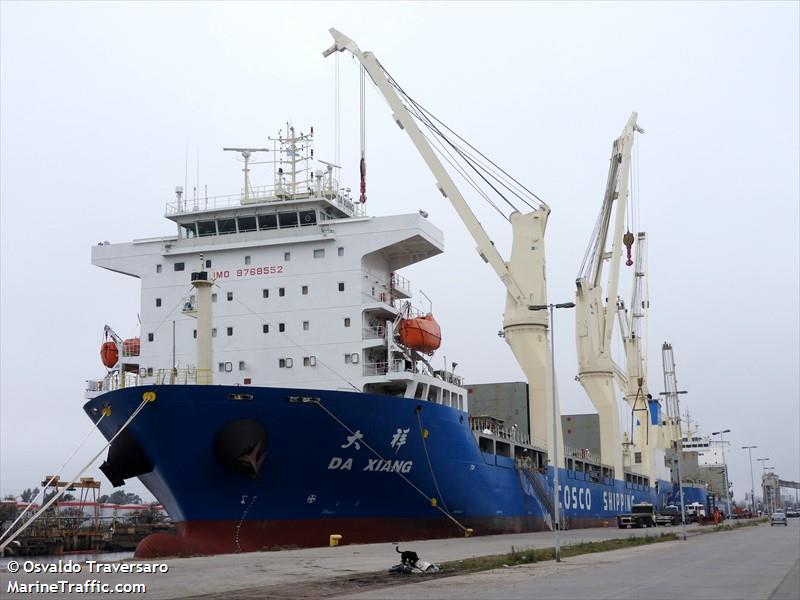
[299,210,317,226]
[313,248,325,259]
[174,262,185,271]
[238,216,257,232]
[179,223,197,239]
[258,214,277,231]
[278,211,298,228]
[218,218,236,235]
[197,220,216,236]
[479,437,494,454]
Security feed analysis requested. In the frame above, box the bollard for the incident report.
[329,534,342,547]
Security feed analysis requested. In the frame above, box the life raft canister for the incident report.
[100,341,119,368]
[398,314,442,354]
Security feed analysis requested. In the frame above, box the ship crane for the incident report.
[323,29,564,461]
[574,113,665,484]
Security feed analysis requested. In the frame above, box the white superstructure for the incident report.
[88,127,468,411]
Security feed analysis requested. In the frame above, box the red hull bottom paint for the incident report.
[134,516,612,558]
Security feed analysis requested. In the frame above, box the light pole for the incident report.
[529,301,575,563]
[659,389,688,541]
[711,429,731,517]
[757,458,771,514]
[741,445,757,517]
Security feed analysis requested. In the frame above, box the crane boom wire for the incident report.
[408,100,521,215]
[381,65,548,210]
[361,70,510,221]
[392,79,531,214]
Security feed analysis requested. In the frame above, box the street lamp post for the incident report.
[757,458,771,514]
[659,389,688,541]
[711,429,731,517]
[529,301,575,563]
[741,446,757,516]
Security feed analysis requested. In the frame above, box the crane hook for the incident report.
[623,230,635,266]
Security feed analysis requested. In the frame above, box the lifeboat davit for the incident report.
[100,341,119,368]
[398,314,441,354]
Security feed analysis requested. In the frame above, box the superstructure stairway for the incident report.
[519,468,566,531]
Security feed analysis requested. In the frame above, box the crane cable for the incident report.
[381,66,547,212]
[0,395,152,553]
[359,64,367,204]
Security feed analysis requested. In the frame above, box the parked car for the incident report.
[770,511,788,526]
[785,509,800,518]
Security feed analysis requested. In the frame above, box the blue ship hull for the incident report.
[83,385,670,557]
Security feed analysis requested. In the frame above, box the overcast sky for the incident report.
[2,2,798,506]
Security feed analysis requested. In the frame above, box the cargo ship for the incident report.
[81,31,697,558]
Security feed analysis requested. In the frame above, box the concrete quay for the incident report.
[2,521,785,599]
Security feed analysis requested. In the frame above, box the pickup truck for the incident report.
[617,503,658,528]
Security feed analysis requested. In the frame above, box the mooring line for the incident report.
[0,396,151,553]
[415,408,449,513]
[0,411,109,543]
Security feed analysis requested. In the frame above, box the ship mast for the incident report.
[323,29,563,461]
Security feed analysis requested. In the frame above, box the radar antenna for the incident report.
[223,147,270,203]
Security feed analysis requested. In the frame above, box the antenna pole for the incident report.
[223,147,270,203]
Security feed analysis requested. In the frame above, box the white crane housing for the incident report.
[574,113,666,484]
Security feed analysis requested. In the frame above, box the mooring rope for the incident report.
[0,395,151,553]
[0,411,110,544]
[415,408,449,513]
[307,398,472,535]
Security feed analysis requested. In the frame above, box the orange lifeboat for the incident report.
[123,337,140,356]
[398,314,441,354]
[100,341,119,368]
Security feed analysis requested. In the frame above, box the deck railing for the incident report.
[165,183,366,218]
[362,325,385,340]
[469,416,533,447]
[86,368,212,393]
[564,445,603,465]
